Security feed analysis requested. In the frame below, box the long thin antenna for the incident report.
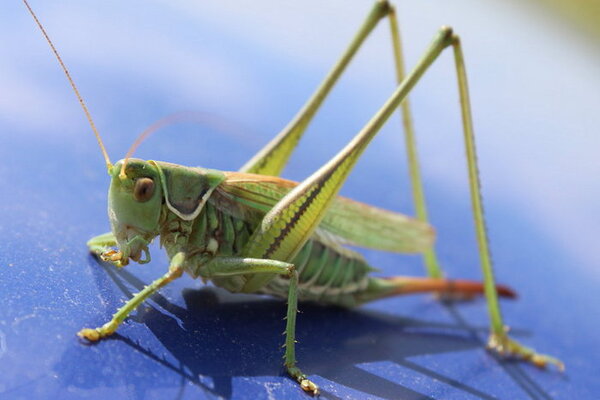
[119,111,241,179]
[23,0,112,171]
[119,113,187,179]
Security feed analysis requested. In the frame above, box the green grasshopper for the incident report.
[25,0,563,394]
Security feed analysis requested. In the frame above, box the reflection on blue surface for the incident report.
[1,1,599,399]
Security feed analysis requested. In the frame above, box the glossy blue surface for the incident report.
[1,1,599,399]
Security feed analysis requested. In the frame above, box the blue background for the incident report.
[1,1,599,399]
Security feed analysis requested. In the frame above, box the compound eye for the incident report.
[133,177,155,202]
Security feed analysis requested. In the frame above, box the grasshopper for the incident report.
[25,0,563,394]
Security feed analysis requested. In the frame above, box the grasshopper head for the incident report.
[107,158,163,265]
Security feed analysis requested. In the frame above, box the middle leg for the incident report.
[236,26,459,394]
[201,257,318,394]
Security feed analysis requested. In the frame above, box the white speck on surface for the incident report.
[264,381,282,400]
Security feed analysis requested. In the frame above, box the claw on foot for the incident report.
[300,378,319,395]
[487,332,565,372]
[288,365,319,395]
[77,321,118,342]
[77,328,101,342]
[101,250,121,261]
[100,250,128,267]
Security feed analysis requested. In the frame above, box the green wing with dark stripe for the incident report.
[216,172,434,254]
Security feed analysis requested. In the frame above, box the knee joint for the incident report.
[286,264,296,278]
[168,265,184,279]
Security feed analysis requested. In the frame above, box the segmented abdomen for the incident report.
[260,231,376,307]
[183,199,375,307]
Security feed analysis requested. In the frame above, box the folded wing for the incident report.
[215,172,434,254]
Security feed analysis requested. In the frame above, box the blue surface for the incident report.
[1,1,599,399]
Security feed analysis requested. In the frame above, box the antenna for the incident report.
[119,111,249,179]
[119,113,188,179]
[23,0,112,171]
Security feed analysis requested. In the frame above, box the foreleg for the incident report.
[87,232,116,257]
[78,252,186,341]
